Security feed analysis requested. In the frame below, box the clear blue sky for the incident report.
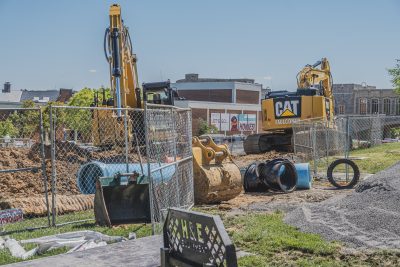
[0,0,399,91]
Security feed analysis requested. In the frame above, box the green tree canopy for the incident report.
[67,87,111,107]
[388,59,400,94]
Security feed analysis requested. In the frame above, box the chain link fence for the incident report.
[144,104,193,233]
[0,108,50,234]
[0,105,193,235]
[293,115,400,179]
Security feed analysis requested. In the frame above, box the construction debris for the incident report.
[0,230,126,260]
[4,237,38,260]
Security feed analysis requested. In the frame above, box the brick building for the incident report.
[333,84,398,115]
[173,74,266,136]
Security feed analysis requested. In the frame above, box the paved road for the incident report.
[6,235,162,267]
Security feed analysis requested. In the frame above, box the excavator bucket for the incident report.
[94,178,151,227]
[192,136,242,204]
[80,161,176,227]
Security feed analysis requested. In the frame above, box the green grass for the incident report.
[0,210,152,265]
[314,142,400,174]
[2,208,400,266]
[223,212,400,267]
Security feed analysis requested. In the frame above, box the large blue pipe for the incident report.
[294,163,312,189]
[278,163,312,189]
[77,161,176,194]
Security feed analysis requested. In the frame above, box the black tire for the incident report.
[327,159,360,189]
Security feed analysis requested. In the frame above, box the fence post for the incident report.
[345,116,350,159]
[312,124,318,177]
[171,107,180,207]
[144,103,155,235]
[325,122,329,171]
[123,109,129,173]
[49,106,57,227]
[293,124,297,155]
[39,108,51,227]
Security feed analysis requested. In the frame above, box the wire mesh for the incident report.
[293,115,400,179]
[144,104,193,233]
[0,104,194,234]
[0,108,50,234]
[49,105,193,231]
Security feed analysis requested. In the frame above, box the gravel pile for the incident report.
[285,162,400,249]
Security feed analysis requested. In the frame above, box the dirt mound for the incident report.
[0,143,142,215]
[0,148,80,199]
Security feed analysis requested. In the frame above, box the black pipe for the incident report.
[243,159,297,193]
[243,162,269,192]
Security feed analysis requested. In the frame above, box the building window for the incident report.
[359,98,367,115]
[397,99,400,115]
[383,99,391,115]
[371,99,379,114]
[338,105,345,115]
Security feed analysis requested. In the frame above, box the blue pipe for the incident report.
[294,163,312,189]
[77,161,176,194]
[278,163,312,189]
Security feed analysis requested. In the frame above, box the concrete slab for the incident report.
[6,235,162,267]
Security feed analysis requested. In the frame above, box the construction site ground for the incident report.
[1,145,400,266]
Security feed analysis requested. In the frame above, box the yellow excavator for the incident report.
[91,4,241,226]
[244,58,334,154]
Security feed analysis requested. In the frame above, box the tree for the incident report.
[64,88,111,135]
[197,118,219,135]
[0,118,18,137]
[68,87,111,107]
[388,59,400,94]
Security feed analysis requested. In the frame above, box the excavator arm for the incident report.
[105,4,141,110]
[297,58,333,99]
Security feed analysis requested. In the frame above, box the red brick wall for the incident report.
[178,89,232,103]
[236,90,259,104]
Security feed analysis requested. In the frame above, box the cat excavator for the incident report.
[244,58,334,154]
[92,4,241,226]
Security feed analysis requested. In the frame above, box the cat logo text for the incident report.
[274,97,301,119]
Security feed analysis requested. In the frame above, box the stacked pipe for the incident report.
[243,158,298,193]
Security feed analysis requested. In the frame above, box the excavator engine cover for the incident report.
[94,175,151,227]
[192,136,242,204]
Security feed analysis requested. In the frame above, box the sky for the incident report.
[0,0,399,92]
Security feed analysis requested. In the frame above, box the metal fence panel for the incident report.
[293,115,400,178]
[48,105,193,231]
[0,104,194,234]
[144,104,193,233]
[0,108,50,234]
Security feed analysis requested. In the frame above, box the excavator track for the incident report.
[243,132,292,154]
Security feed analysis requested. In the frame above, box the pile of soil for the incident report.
[285,163,400,249]
[0,147,80,198]
[0,142,142,215]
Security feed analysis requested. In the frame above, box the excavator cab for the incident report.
[143,81,175,106]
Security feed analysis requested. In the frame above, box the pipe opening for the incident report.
[78,164,104,194]
[244,159,297,193]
